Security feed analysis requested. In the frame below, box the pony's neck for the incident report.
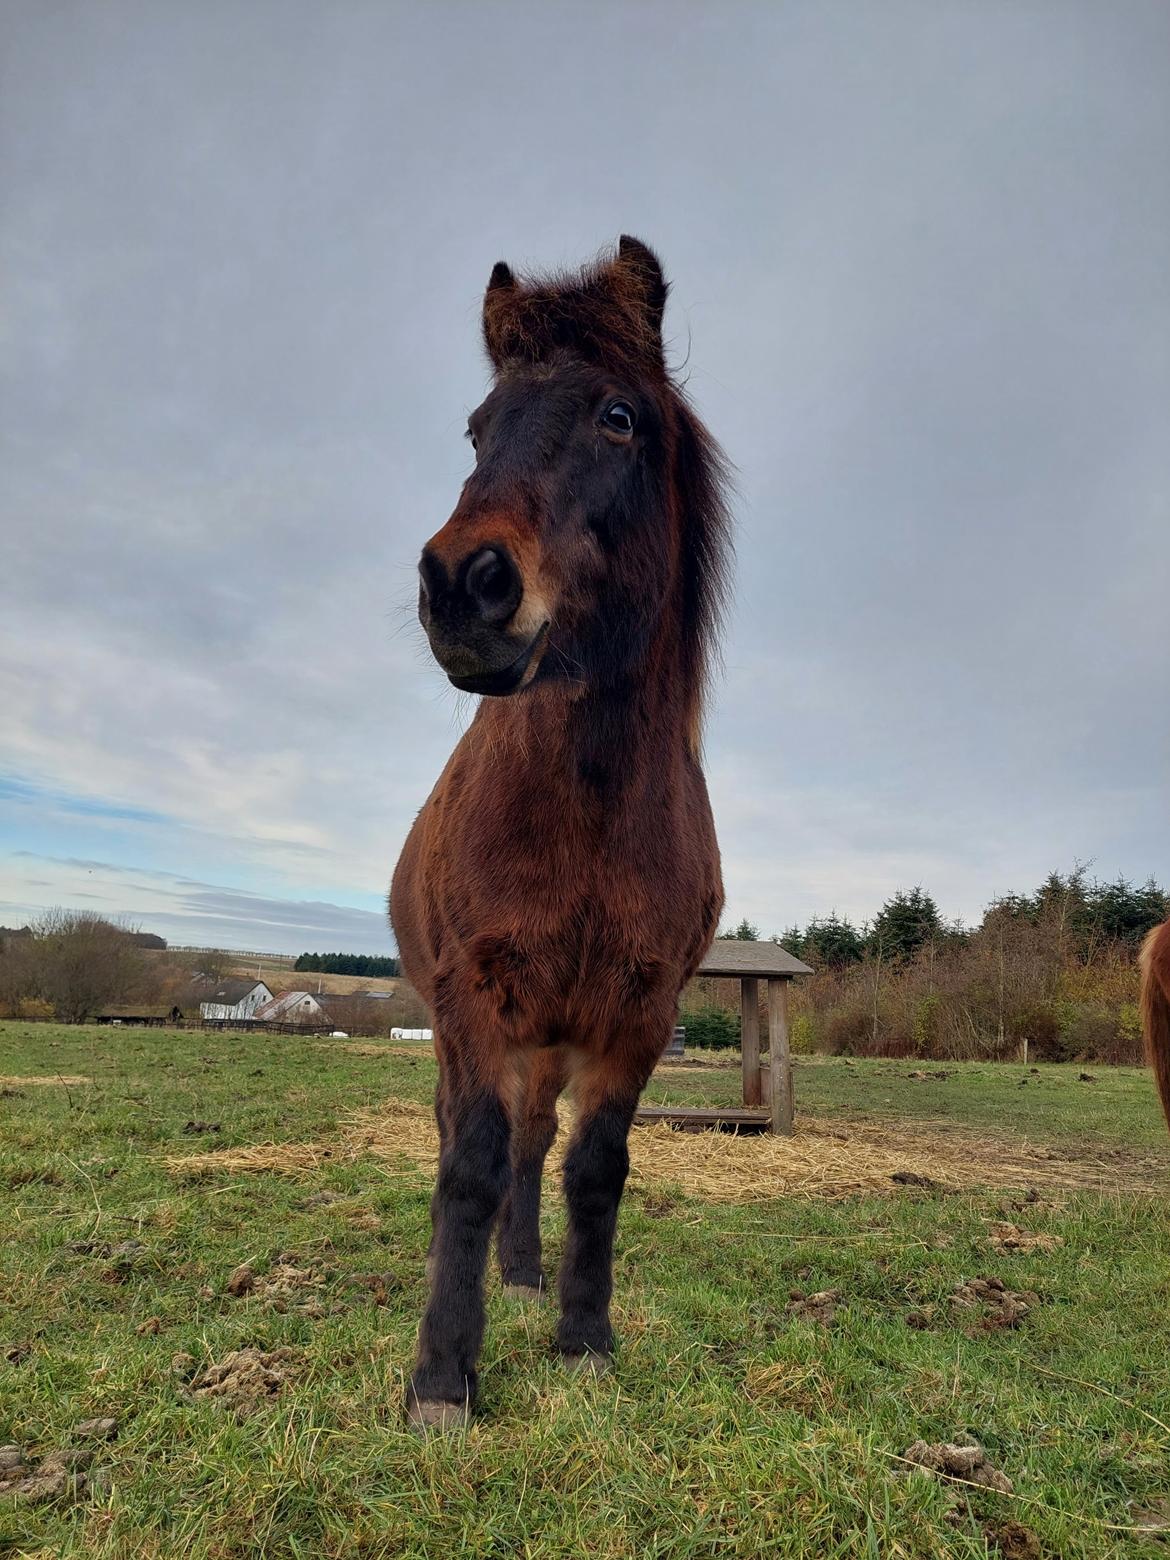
[539,597,699,794]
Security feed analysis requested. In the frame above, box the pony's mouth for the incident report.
[446,623,549,697]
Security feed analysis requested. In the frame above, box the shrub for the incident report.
[682,1008,740,1051]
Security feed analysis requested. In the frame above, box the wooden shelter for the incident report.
[636,941,813,1135]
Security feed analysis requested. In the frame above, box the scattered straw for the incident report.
[0,1075,91,1088]
[167,1141,344,1177]
[341,1098,1164,1204]
[164,1097,1167,1203]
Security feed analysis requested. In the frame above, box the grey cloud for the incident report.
[2,0,1167,946]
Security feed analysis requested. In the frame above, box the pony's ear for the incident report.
[615,235,668,337]
[483,260,518,368]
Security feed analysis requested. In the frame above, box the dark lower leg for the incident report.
[408,1090,510,1423]
[557,1095,637,1364]
[497,1142,554,1292]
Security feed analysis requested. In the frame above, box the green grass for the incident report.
[1,1021,1168,1559]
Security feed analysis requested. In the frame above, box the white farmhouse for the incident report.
[198,978,273,1022]
[253,990,327,1024]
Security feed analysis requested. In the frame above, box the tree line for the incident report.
[294,952,400,977]
[693,869,1167,1061]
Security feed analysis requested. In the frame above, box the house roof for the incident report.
[200,977,268,1005]
[254,990,322,1020]
[697,941,813,979]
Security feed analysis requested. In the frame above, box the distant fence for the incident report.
[169,947,297,963]
[198,1017,334,1036]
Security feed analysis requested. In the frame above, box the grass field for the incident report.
[2,1022,1169,1558]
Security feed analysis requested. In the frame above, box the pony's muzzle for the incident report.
[418,542,545,695]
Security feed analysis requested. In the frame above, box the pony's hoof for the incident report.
[502,1282,545,1303]
[406,1398,469,1433]
[560,1350,611,1376]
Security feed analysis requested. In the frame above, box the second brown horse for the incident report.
[390,236,731,1428]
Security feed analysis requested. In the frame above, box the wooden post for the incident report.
[740,977,760,1107]
[767,977,793,1135]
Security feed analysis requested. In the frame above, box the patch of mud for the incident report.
[903,1438,1013,1493]
[349,1271,400,1306]
[907,1070,954,1081]
[785,1288,840,1326]
[189,1347,299,1411]
[301,1189,345,1210]
[985,1519,1043,1558]
[1132,1497,1170,1534]
[0,1444,110,1505]
[67,1237,145,1263]
[988,1222,1063,1255]
[951,1276,1039,1331]
[223,1254,328,1316]
[907,1276,1040,1333]
[182,1120,221,1135]
[631,1186,685,1218]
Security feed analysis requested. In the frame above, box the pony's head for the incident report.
[417,236,729,720]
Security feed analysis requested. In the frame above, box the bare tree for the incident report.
[21,909,147,1023]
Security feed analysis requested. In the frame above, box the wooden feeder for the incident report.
[636,940,813,1135]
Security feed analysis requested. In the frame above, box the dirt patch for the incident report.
[984,1519,1043,1559]
[349,1271,400,1306]
[0,1445,109,1505]
[0,1075,91,1088]
[224,1255,327,1315]
[987,1222,1064,1255]
[301,1189,345,1209]
[166,1096,1169,1204]
[903,1438,1013,1493]
[1132,1498,1170,1535]
[951,1276,1039,1331]
[630,1186,685,1218]
[891,1170,939,1189]
[189,1347,299,1412]
[182,1119,221,1135]
[908,1070,954,1081]
[786,1288,840,1326]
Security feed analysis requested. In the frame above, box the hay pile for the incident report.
[166,1097,1165,1201]
[341,1098,1159,1203]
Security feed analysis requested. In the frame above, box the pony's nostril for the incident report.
[464,546,520,624]
[418,549,447,605]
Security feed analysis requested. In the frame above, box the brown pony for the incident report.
[1140,918,1170,1134]
[389,236,730,1428]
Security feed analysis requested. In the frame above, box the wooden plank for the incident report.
[767,977,794,1135]
[634,1105,772,1135]
[740,976,760,1107]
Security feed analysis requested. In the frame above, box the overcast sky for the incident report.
[2,1,1167,954]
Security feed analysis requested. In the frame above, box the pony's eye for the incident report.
[601,401,636,437]
[465,427,478,451]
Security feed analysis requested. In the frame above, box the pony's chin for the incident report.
[445,624,548,697]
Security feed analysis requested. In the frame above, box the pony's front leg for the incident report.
[497,1047,566,1299]
[408,1055,511,1431]
[557,1048,656,1372]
